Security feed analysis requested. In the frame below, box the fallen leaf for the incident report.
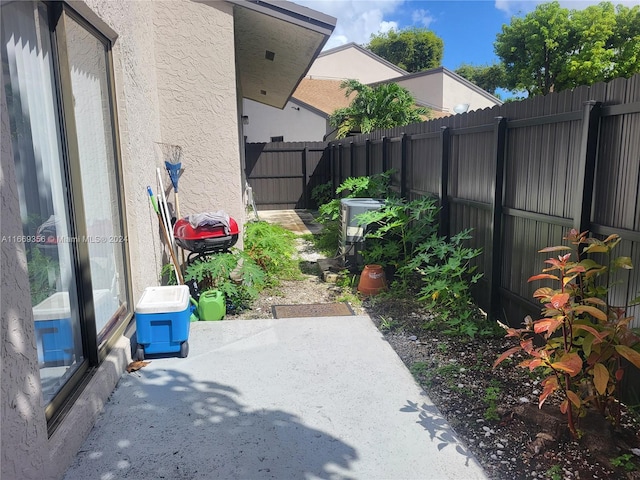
[126,360,151,373]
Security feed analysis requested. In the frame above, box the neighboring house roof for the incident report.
[378,66,503,106]
[314,42,408,77]
[291,78,355,116]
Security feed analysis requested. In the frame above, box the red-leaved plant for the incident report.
[494,229,640,438]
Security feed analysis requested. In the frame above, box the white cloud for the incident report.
[294,0,405,49]
[495,0,640,16]
[411,8,434,27]
[380,20,399,33]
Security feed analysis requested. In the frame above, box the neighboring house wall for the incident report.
[1,1,244,478]
[307,44,406,83]
[392,68,502,114]
[394,74,444,110]
[243,98,328,142]
[441,70,501,113]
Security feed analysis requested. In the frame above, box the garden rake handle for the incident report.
[147,186,184,284]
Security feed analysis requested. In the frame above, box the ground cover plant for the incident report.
[164,220,301,312]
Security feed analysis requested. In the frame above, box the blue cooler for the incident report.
[135,285,191,360]
[32,292,74,366]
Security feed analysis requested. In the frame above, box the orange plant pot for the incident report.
[357,264,387,296]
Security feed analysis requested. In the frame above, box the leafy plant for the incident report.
[27,247,59,305]
[184,251,264,311]
[243,221,300,284]
[313,172,394,255]
[484,381,502,421]
[311,182,334,208]
[329,80,430,138]
[545,464,563,480]
[357,196,439,276]
[379,316,398,332]
[494,229,640,439]
[611,453,637,472]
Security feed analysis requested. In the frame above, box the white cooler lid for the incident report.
[135,285,190,314]
[33,292,71,321]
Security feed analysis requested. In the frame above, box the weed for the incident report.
[545,464,562,480]
[379,316,398,332]
[410,362,430,378]
[484,382,502,421]
[244,221,301,284]
[611,453,637,472]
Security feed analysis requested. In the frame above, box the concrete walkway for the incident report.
[64,316,487,480]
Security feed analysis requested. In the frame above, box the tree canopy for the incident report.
[367,27,444,73]
[495,1,640,96]
[454,64,506,95]
[329,80,430,139]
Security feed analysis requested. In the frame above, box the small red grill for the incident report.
[173,216,239,263]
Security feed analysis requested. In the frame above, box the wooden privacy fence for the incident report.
[246,74,640,329]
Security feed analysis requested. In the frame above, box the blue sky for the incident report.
[296,0,640,71]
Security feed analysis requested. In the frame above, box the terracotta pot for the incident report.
[357,264,387,296]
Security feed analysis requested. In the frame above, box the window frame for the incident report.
[41,2,133,433]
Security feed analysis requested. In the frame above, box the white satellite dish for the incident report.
[453,103,470,114]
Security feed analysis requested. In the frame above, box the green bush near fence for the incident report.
[314,174,500,338]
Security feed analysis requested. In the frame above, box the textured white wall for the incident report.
[395,74,444,110]
[153,0,245,230]
[243,98,328,142]
[307,46,402,84]
[1,64,50,480]
[442,71,499,113]
[2,0,246,478]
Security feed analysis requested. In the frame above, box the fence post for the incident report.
[488,117,508,320]
[365,139,371,176]
[302,146,308,209]
[439,126,451,238]
[338,143,344,187]
[350,141,355,177]
[382,136,389,173]
[401,133,409,199]
[574,100,601,233]
[330,143,336,193]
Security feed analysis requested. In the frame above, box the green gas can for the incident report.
[198,290,226,321]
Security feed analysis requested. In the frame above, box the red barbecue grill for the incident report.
[173,215,239,264]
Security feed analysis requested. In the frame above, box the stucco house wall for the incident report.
[307,43,406,83]
[391,67,502,114]
[243,98,328,142]
[0,1,244,479]
[154,0,244,226]
[441,69,501,113]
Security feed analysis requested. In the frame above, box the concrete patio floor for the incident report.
[64,315,487,479]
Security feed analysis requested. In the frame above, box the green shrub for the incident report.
[494,230,640,439]
[356,196,439,276]
[313,172,394,255]
[243,221,301,284]
[184,251,264,311]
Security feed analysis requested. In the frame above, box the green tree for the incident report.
[329,80,430,139]
[495,1,640,96]
[454,63,506,95]
[367,27,443,73]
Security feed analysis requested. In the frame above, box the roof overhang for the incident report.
[227,0,336,109]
